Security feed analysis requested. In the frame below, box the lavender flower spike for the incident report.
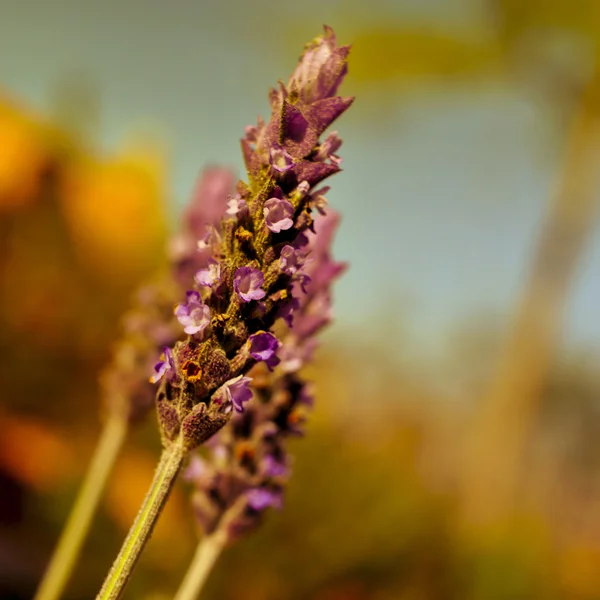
[184,27,351,545]
[153,25,352,456]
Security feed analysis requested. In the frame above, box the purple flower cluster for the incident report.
[186,208,346,541]
[151,26,353,452]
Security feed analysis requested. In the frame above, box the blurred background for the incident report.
[2,0,600,598]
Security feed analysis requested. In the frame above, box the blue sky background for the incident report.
[1,0,598,356]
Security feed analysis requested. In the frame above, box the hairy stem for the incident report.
[34,412,128,600]
[96,438,186,600]
[174,529,227,600]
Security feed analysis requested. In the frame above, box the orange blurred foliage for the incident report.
[0,98,52,210]
[0,411,77,492]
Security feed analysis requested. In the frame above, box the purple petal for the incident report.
[221,375,254,412]
[150,347,176,383]
[248,331,281,366]
[246,488,283,511]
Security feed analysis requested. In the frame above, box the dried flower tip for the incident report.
[288,25,350,103]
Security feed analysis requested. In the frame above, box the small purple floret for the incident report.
[175,291,211,335]
[264,198,294,233]
[221,375,253,412]
[194,259,221,287]
[248,331,281,368]
[150,347,176,383]
[279,245,303,275]
[234,267,266,302]
[269,146,293,173]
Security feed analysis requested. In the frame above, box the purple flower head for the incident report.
[194,259,221,288]
[234,266,266,302]
[246,488,283,511]
[248,331,281,369]
[174,291,211,335]
[215,375,253,412]
[264,198,294,233]
[226,194,248,216]
[269,146,293,173]
[279,245,303,275]
[150,347,176,384]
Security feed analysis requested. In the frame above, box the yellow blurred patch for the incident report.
[559,543,600,597]
[61,143,168,282]
[348,26,503,84]
[0,99,50,210]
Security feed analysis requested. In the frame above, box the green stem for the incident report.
[96,438,186,600]
[34,412,129,600]
[173,529,227,600]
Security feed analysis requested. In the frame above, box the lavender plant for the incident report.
[176,210,346,600]
[97,25,352,599]
[34,167,235,600]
